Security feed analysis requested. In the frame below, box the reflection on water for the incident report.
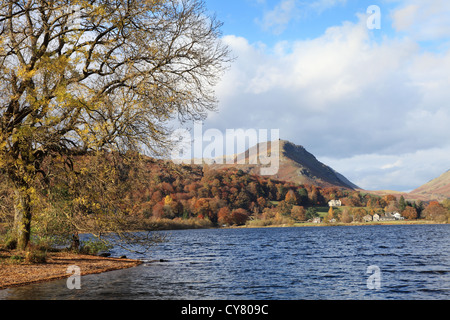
[1,225,449,300]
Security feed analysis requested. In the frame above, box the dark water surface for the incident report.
[1,224,449,300]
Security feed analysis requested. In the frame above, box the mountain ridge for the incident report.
[208,140,359,190]
[409,169,450,200]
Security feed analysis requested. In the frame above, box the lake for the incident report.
[1,224,449,300]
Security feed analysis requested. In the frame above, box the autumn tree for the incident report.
[340,209,353,223]
[0,0,230,250]
[327,206,335,222]
[230,208,249,226]
[277,200,292,216]
[285,189,297,205]
[217,206,231,226]
[352,208,367,222]
[442,199,450,211]
[385,200,399,214]
[423,201,448,223]
[256,196,267,211]
[402,206,418,220]
[291,206,306,221]
[383,194,397,203]
[235,190,251,209]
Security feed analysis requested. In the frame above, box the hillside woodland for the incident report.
[1,153,448,252]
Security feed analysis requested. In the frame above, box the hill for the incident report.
[1,150,446,237]
[209,140,359,190]
[409,170,450,201]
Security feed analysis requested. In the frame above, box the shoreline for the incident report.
[224,219,446,230]
[1,220,445,291]
[136,217,446,232]
[293,219,444,228]
[0,251,142,291]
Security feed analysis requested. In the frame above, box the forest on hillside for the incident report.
[2,153,448,250]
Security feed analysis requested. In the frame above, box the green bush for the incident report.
[80,238,113,255]
[9,255,24,263]
[25,250,47,264]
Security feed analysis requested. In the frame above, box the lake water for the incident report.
[1,224,449,300]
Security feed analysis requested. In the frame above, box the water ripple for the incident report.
[0,224,449,300]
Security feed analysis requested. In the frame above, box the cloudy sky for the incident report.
[199,0,450,192]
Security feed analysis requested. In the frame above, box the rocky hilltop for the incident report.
[210,140,359,190]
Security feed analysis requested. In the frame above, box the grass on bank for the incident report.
[0,242,50,265]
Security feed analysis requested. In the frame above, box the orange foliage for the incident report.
[402,206,418,220]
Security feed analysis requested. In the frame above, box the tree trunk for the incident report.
[13,188,32,250]
[70,232,80,252]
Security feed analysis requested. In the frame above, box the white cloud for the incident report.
[390,0,450,40]
[208,13,450,191]
[320,147,450,191]
[256,0,347,35]
[381,160,403,170]
[257,0,298,35]
[391,4,419,31]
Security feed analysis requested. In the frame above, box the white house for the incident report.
[312,217,322,224]
[379,212,404,221]
[393,212,405,220]
[328,199,342,207]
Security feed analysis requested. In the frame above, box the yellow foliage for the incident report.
[1,0,229,250]
[164,195,173,206]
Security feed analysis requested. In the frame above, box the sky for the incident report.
[198,0,450,192]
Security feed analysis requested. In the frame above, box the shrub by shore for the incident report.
[0,249,142,290]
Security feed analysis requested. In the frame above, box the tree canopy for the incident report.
[0,0,230,249]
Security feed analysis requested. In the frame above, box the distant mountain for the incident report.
[410,170,450,200]
[210,140,359,190]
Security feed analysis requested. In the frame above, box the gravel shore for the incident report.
[0,251,142,290]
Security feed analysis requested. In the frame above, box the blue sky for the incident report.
[197,0,450,192]
[207,1,378,43]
